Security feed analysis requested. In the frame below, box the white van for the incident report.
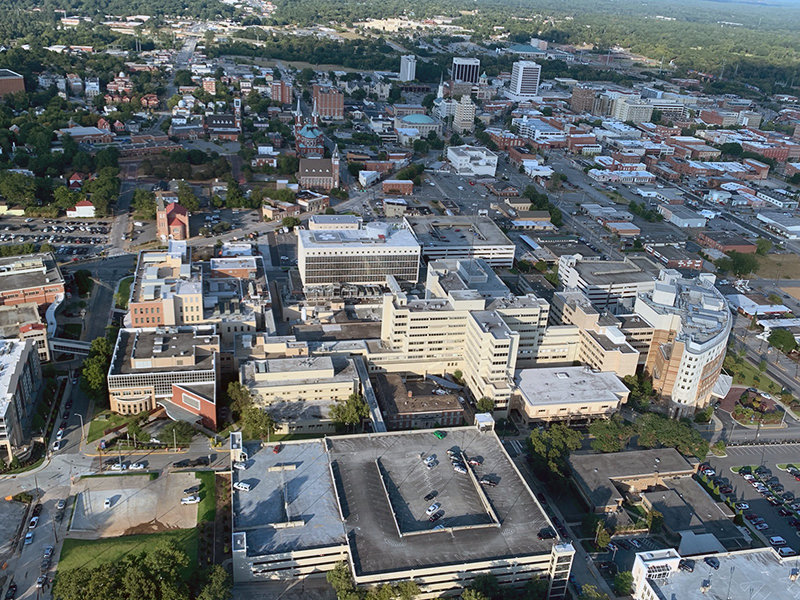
[769,536,787,546]
[233,481,251,492]
[778,546,797,557]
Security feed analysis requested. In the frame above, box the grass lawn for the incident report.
[114,276,134,310]
[87,410,141,443]
[62,323,82,340]
[59,529,197,575]
[723,354,783,395]
[195,472,216,523]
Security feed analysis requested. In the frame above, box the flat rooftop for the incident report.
[0,253,63,294]
[569,448,694,510]
[298,223,420,251]
[649,548,799,600]
[375,373,462,416]
[570,256,659,286]
[110,327,217,375]
[0,302,41,336]
[516,366,630,407]
[232,440,346,559]
[328,428,556,576]
[404,216,514,249]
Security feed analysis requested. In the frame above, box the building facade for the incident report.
[0,339,42,462]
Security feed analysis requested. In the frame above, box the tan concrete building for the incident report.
[0,303,50,363]
[240,355,359,434]
[107,326,220,429]
[634,271,732,416]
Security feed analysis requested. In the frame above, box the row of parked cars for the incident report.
[738,465,800,555]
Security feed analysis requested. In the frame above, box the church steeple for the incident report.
[311,97,319,126]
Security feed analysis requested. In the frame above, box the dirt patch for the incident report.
[759,253,800,280]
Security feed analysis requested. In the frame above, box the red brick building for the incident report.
[157,197,189,241]
[312,84,344,120]
[382,180,414,195]
[0,70,24,97]
[696,231,757,254]
[271,80,293,105]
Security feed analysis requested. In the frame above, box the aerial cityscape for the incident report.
[0,0,799,598]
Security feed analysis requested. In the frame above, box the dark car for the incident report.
[424,491,437,502]
[745,513,759,521]
[720,486,733,495]
[679,559,695,573]
[705,556,720,570]
[192,456,210,466]
[428,510,444,523]
[789,517,800,527]
[617,540,632,550]
[780,508,793,517]
[537,528,557,540]
[32,503,42,517]
[5,583,16,599]
[479,477,498,487]
[174,459,190,468]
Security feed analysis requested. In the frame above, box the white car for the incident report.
[129,462,146,471]
[104,498,112,508]
[181,495,201,505]
[735,502,750,511]
[52,440,62,451]
[426,502,441,516]
[24,532,33,545]
[233,481,251,492]
[232,462,247,471]
[56,429,64,440]
[110,463,127,471]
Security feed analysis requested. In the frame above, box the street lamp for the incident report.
[74,413,85,442]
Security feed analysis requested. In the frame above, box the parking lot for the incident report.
[0,216,111,258]
[70,472,198,538]
[709,448,800,553]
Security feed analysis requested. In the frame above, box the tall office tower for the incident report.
[399,55,417,82]
[570,85,596,114]
[451,57,480,84]
[507,61,541,100]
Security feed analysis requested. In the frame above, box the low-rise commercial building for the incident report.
[374,373,464,429]
[240,355,358,434]
[446,145,498,177]
[513,366,629,425]
[0,303,50,363]
[107,326,219,428]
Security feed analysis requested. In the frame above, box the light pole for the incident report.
[74,413,85,442]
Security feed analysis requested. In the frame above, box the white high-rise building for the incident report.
[507,61,541,100]
[399,55,416,82]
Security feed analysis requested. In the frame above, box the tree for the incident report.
[578,585,611,600]
[227,382,253,418]
[240,406,275,441]
[715,251,759,277]
[197,565,232,600]
[636,413,709,459]
[282,216,301,229]
[132,189,157,219]
[160,421,196,445]
[176,181,200,212]
[476,397,495,413]
[528,423,582,478]
[73,269,93,296]
[469,574,500,599]
[461,590,488,600]
[769,328,798,353]
[756,238,772,256]
[613,572,633,596]
[596,526,611,549]
[326,562,356,596]
[588,417,631,453]
[720,142,743,156]
[330,393,369,432]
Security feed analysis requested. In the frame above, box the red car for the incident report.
[273,444,282,454]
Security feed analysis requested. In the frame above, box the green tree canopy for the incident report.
[769,328,798,354]
[613,572,634,596]
[528,423,582,478]
[476,397,495,413]
[330,393,369,431]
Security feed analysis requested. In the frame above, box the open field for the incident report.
[59,528,197,573]
[759,253,800,280]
